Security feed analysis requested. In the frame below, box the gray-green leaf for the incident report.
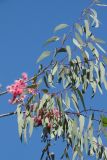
[37,51,50,63]
[54,24,69,32]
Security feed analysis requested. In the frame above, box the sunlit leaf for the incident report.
[73,38,81,49]
[84,20,91,39]
[90,8,100,28]
[54,24,69,32]
[65,93,70,108]
[17,105,24,139]
[45,36,60,45]
[52,62,58,76]
[75,32,83,45]
[94,37,105,44]
[96,3,107,7]
[37,51,50,63]
[29,117,34,137]
[75,23,83,36]
[100,62,105,83]
[96,43,106,53]
[66,45,72,61]
[79,115,85,133]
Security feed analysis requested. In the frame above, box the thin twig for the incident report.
[0,111,17,118]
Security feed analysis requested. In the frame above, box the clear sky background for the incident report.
[0,0,107,159]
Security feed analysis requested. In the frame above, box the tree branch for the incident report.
[0,111,17,118]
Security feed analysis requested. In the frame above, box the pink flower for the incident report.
[34,116,42,126]
[22,72,28,81]
[7,73,28,104]
[28,88,36,95]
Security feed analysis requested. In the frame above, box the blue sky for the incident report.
[0,0,107,159]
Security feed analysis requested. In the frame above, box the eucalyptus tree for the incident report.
[1,0,107,159]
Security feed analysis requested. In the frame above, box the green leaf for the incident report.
[65,93,70,108]
[23,124,27,143]
[37,51,50,63]
[52,63,58,76]
[88,42,99,58]
[75,23,83,36]
[94,37,105,44]
[39,94,50,109]
[75,32,83,45]
[101,116,107,127]
[98,82,103,94]
[66,45,72,61]
[42,89,48,93]
[96,43,106,54]
[73,38,81,49]
[71,93,79,112]
[84,131,88,154]
[54,24,69,32]
[72,151,78,160]
[27,84,38,89]
[76,89,86,111]
[56,47,67,53]
[96,3,107,7]
[45,36,60,45]
[79,115,85,133]
[44,76,49,88]
[17,106,24,139]
[29,117,34,137]
[48,73,54,87]
[84,20,91,39]
[100,62,105,83]
[62,34,67,44]
[90,9,99,28]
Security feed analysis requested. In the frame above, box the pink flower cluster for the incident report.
[33,108,61,129]
[7,72,36,104]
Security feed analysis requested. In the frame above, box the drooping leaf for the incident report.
[84,20,91,39]
[65,93,70,109]
[71,93,79,112]
[96,43,106,53]
[29,117,34,137]
[73,38,81,49]
[66,45,72,61]
[75,23,83,36]
[37,51,50,63]
[94,37,105,44]
[76,89,86,111]
[90,8,100,28]
[79,115,85,133]
[45,36,60,46]
[43,76,50,88]
[75,32,83,45]
[54,47,67,57]
[17,105,24,139]
[52,62,58,76]
[88,42,99,58]
[54,24,69,32]
[84,131,88,154]
[72,151,78,160]
[100,62,105,83]
[101,116,107,127]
